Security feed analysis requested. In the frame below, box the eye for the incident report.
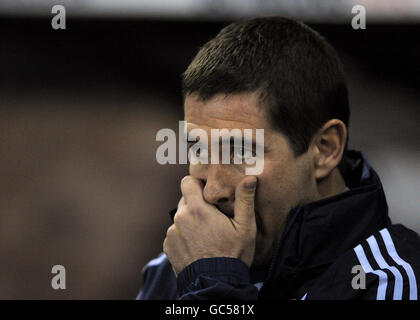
[188,140,200,155]
[188,140,208,159]
[187,140,197,147]
[232,146,255,161]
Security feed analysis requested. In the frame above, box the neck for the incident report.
[317,167,347,200]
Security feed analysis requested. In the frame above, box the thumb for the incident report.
[234,176,257,225]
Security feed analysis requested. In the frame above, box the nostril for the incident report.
[217,198,229,204]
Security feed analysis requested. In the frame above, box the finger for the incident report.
[234,176,257,225]
[169,197,185,223]
[180,176,204,205]
[177,197,185,209]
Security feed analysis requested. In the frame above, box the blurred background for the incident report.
[0,0,419,299]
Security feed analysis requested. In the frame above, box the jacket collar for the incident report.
[259,150,391,298]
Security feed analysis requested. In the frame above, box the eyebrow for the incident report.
[219,137,266,152]
[186,131,267,152]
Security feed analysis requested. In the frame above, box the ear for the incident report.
[312,119,347,180]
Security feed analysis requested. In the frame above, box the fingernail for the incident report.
[244,178,257,189]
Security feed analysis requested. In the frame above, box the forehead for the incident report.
[184,92,269,130]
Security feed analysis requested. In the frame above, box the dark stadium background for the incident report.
[0,9,419,299]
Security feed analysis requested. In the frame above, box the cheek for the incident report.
[254,162,300,227]
[256,161,298,203]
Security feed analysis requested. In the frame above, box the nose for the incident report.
[202,165,235,206]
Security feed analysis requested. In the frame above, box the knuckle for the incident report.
[173,210,184,225]
[180,176,191,189]
[177,197,185,209]
[163,243,171,259]
[163,237,170,255]
[173,213,180,225]
[166,224,176,237]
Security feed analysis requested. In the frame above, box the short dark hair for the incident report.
[182,16,350,155]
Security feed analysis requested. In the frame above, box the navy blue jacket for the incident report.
[137,150,420,300]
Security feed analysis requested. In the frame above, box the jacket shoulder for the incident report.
[136,253,178,300]
[303,225,420,300]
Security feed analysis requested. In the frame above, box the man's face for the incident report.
[184,92,317,269]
